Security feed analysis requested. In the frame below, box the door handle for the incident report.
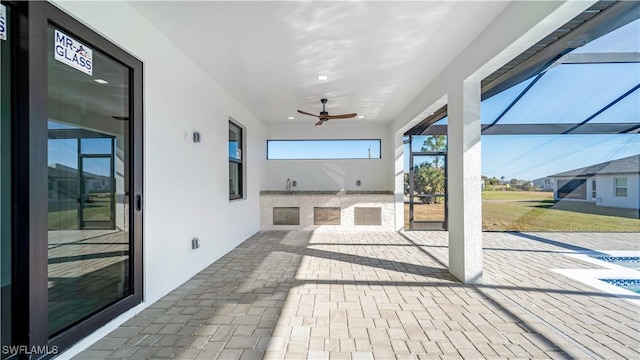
[135,194,142,212]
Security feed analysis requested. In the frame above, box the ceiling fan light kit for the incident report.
[297,98,357,126]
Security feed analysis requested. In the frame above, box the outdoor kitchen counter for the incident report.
[260,190,395,231]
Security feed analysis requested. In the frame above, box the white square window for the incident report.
[614,177,627,197]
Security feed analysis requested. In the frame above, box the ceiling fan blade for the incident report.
[325,113,358,119]
[315,120,324,126]
[297,110,320,118]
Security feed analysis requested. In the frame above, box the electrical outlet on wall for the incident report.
[191,238,200,249]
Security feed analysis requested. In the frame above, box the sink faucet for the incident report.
[286,178,291,192]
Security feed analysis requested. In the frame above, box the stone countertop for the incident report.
[260,190,394,195]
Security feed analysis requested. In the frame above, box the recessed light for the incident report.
[358,115,365,119]
[94,79,108,84]
[288,116,295,120]
[318,75,328,81]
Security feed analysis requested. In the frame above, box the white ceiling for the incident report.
[129,1,511,125]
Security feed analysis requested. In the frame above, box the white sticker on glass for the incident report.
[54,29,93,76]
[0,4,7,41]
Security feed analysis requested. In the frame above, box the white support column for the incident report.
[393,130,405,231]
[447,79,483,284]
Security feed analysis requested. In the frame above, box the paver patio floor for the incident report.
[73,231,640,359]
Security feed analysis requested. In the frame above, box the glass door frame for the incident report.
[79,144,116,231]
[1,1,15,357]
[79,154,115,230]
[10,1,143,355]
[407,135,448,231]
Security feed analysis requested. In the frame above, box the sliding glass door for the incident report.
[2,1,143,356]
[46,22,134,336]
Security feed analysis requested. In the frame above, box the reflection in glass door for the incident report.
[47,24,131,335]
[80,151,115,230]
[80,156,114,229]
[48,135,79,231]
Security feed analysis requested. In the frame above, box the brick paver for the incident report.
[73,231,639,359]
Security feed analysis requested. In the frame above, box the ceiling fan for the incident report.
[297,98,357,126]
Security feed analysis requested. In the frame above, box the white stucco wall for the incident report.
[266,124,393,191]
[52,0,266,307]
[597,174,640,210]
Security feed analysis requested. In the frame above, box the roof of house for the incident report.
[550,154,640,178]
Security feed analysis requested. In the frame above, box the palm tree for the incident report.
[415,164,445,203]
[413,136,447,203]
[421,135,446,169]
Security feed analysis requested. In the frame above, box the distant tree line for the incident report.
[482,175,534,191]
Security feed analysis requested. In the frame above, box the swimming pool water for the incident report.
[590,256,640,270]
[600,278,640,294]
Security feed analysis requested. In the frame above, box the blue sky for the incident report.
[267,140,381,160]
[483,135,638,180]
[406,134,638,181]
[485,18,639,179]
[406,19,640,180]
[48,121,113,177]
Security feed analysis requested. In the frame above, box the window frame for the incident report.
[229,119,245,201]
[266,139,382,160]
[557,178,587,200]
[614,177,627,197]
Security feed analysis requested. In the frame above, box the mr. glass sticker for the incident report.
[0,4,6,41]
[54,29,93,76]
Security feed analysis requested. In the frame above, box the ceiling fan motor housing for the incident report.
[296,98,357,125]
[320,99,328,120]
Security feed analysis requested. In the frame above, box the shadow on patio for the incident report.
[73,230,640,359]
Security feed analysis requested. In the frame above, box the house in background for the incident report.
[532,177,554,191]
[549,154,640,210]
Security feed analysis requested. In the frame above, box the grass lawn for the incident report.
[404,191,640,232]
[404,203,445,228]
[481,190,553,201]
[49,198,112,230]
